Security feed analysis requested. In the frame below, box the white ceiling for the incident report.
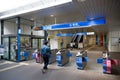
[0,0,40,12]
[2,0,120,34]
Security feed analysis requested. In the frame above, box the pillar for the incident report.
[16,17,21,62]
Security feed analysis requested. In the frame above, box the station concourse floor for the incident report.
[0,46,120,80]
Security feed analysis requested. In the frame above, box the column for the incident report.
[16,17,21,62]
[1,20,4,44]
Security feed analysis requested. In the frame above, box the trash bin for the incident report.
[56,49,70,66]
[76,50,88,70]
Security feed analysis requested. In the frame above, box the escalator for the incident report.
[70,33,83,48]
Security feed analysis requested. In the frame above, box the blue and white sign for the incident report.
[18,29,21,34]
[56,33,73,37]
[76,32,87,35]
[42,19,106,30]
[56,55,61,61]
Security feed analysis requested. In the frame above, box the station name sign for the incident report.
[42,19,106,30]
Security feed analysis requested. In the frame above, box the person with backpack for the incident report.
[41,41,51,73]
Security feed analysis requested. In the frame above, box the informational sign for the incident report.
[56,33,73,37]
[56,32,94,37]
[56,55,61,61]
[42,19,106,30]
[18,29,21,34]
[76,32,87,35]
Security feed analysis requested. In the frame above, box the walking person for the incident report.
[41,41,51,73]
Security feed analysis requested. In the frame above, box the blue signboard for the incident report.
[56,55,61,61]
[42,19,106,30]
[56,33,73,36]
[18,29,21,34]
[76,57,82,63]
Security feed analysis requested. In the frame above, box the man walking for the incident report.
[41,41,51,73]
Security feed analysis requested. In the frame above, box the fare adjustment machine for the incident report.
[56,49,70,66]
[76,50,88,70]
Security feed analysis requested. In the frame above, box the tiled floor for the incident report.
[0,46,120,80]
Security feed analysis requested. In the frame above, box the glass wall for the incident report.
[10,37,16,61]
[3,38,9,59]
[39,39,41,49]
[21,37,31,48]
[32,38,42,49]
[32,39,38,49]
[2,36,44,61]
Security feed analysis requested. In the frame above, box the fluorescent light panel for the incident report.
[87,32,94,35]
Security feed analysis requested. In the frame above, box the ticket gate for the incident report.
[56,49,70,66]
[49,49,58,64]
[34,49,58,64]
[76,50,88,70]
[97,51,118,74]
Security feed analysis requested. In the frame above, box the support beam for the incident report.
[1,20,4,44]
[16,17,21,62]
[31,26,33,48]
[44,30,48,41]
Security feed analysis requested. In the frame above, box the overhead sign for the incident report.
[56,33,73,37]
[42,19,106,30]
[56,32,94,37]
[76,32,87,35]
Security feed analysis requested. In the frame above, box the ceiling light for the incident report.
[87,32,94,35]
[30,18,34,21]
[50,15,54,17]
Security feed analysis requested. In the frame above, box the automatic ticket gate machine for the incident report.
[97,51,118,74]
[76,50,88,70]
[56,49,71,66]
[49,49,58,64]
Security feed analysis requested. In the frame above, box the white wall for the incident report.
[84,35,96,48]
[47,30,73,49]
[109,31,120,52]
